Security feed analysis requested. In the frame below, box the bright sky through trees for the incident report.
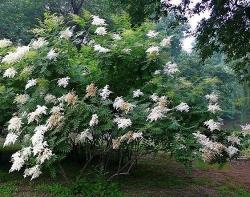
[168,0,211,53]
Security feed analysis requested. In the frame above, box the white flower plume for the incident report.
[176,102,190,112]
[0,39,12,48]
[133,89,144,98]
[25,79,37,90]
[2,46,30,64]
[146,46,159,55]
[147,30,159,38]
[89,114,99,127]
[57,77,70,88]
[3,67,17,78]
[92,15,106,26]
[60,27,73,39]
[47,48,58,60]
[95,27,107,36]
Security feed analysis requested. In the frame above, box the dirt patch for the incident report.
[192,159,250,191]
[118,155,250,196]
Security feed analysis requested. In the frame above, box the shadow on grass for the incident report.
[0,151,250,197]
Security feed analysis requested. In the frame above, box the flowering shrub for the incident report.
[0,12,245,180]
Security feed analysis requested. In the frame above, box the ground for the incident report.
[1,150,250,197]
[117,154,250,197]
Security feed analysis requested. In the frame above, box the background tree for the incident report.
[161,0,250,81]
[0,0,45,43]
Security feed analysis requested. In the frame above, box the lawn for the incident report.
[1,148,250,197]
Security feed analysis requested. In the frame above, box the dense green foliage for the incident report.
[0,0,45,43]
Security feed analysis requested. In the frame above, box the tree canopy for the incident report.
[162,0,250,81]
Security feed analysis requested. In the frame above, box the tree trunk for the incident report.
[70,0,84,15]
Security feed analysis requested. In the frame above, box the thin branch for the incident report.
[77,155,94,181]
[59,162,71,184]
[108,159,136,180]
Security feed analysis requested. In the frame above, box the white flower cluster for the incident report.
[9,137,53,179]
[205,92,218,103]
[70,129,93,145]
[4,132,18,147]
[226,145,239,158]
[78,129,93,143]
[92,15,107,36]
[47,48,58,60]
[24,165,42,180]
[5,79,77,179]
[30,38,48,49]
[112,131,143,149]
[241,123,250,135]
[57,77,70,88]
[2,46,30,64]
[112,33,122,40]
[113,97,134,113]
[95,27,107,36]
[3,67,17,78]
[0,38,12,48]
[147,96,170,121]
[25,79,37,90]
[160,36,172,47]
[14,94,30,105]
[175,102,190,112]
[204,92,222,131]
[60,27,73,40]
[8,122,53,179]
[100,85,112,99]
[146,46,159,55]
[27,105,47,124]
[145,30,173,57]
[94,44,110,53]
[92,15,106,26]
[208,103,222,114]
[206,92,221,114]
[114,117,132,129]
[147,30,159,38]
[227,135,240,145]
[44,94,57,104]
[8,116,23,132]
[89,114,99,127]
[10,147,32,172]
[133,89,144,98]
[204,119,222,132]
[163,62,179,76]
[193,132,226,162]
[150,93,159,102]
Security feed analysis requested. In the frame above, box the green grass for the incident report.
[241,148,250,157]
[193,159,230,170]
[36,183,72,197]
[0,182,18,197]
[218,185,250,197]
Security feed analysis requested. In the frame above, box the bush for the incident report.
[0,11,245,180]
